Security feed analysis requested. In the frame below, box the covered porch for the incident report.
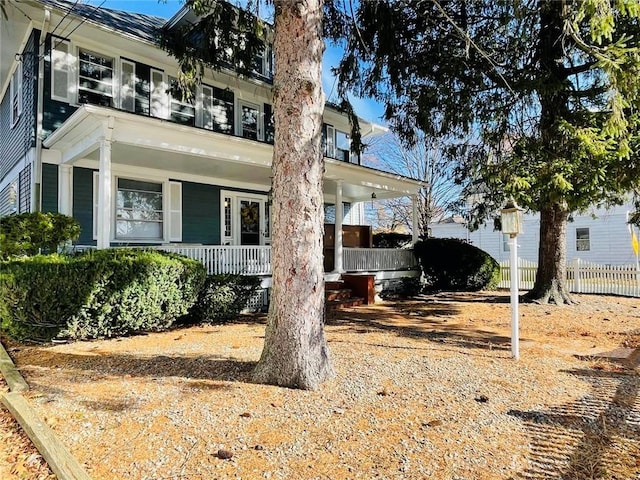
[43,104,423,274]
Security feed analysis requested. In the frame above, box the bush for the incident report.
[414,238,500,291]
[187,274,262,324]
[0,212,80,259]
[0,249,205,341]
[373,232,413,248]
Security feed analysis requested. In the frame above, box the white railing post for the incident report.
[573,258,581,293]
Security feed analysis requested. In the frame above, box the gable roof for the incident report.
[37,0,168,44]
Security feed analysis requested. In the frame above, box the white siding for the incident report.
[429,202,637,265]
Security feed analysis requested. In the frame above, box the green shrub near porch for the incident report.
[414,238,500,291]
[0,249,205,341]
[186,274,262,324]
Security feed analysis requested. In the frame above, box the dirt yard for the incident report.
[1,292,639,480]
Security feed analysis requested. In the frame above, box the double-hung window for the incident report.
[51,38,71,102]
[78,49,114,106]
[10,63,22,127]
[168,76,195,126]
[116,179,163,240]
[201,85,234,134]
[576,227,590,251]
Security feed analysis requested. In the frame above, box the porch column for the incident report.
[96,138,112,249]
[412,194,419,243]
[333,179,344,273]
[58,164,73,216]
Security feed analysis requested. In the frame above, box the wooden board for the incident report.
[0,342,29,392]
[1,392,92,480]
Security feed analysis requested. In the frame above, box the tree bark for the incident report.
[252,0,334,390]
[524,202,575,304]
[523,1,575,305]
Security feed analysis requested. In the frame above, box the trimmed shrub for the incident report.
[0,249,205,341]
[187,274,262,324]
[0,212,80,259]
[373,232,413,248]
[414,238,500,291]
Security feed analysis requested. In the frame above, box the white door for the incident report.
[221,191,270,245]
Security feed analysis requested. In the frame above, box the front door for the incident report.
[221,191,270,246]
[239,198,261,245]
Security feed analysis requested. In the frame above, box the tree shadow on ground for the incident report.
[326,299,514,353]
[421,291,512,304]
[16,350,256,389]
[509,365,640,479]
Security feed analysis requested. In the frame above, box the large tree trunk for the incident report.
[252,0,334,390]
[524,1,575,305]
[524,202,575,304]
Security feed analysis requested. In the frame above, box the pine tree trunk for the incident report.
[252,0,334,390]
[524,203,575,304]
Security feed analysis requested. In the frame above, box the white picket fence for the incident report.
[499,258,640,297]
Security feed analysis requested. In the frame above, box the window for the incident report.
[51,38,71,102]
[150,69,168,118]
[120,59,135,112]
[322,124,335,158]
[168,76,195,126]
[239,101,260,140]
[10,63,22,127]
[576,227,590,251]
[335,130,350,162]
[201,85,234,134]
[502,233,510,251]
[116,179,163,240]
[252,45,273,80]
[78,49,114,106]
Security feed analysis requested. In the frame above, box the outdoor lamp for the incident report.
[501,199,524,360]
[501,199,524,236]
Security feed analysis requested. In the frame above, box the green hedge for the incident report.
[0,212,80,259]
[414,238,500,291]
[0,249,206,341]
[186,274,262,324]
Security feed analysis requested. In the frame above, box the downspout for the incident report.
[33,8,50,212]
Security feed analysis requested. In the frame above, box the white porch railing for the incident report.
[343,248,418,272]
[155,245,272,275]
[499,258,640,297]
[71,245,418,276]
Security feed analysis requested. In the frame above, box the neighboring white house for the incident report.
[430,202,638,266]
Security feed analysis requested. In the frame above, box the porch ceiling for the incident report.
[43,105,422,200]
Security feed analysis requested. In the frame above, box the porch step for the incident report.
[325,289,354,302]
[325,281,345,290]
[326,297,365,310]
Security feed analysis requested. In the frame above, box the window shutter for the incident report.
[51,39,70,102]
[169,181,182,242]
[120,59,135,112]
[150,69,167,118]
[92,171,99,240]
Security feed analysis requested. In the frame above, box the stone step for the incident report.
[325,289,354,301]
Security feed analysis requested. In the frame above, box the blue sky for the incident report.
[84,0,386,124]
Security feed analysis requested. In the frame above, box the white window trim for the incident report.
[51,38,71,103]
[220,190,270,245]
[77,47,115,105]
[576,227,590,252]
[237,100,262,141]
[93,172,182,243]
[10,62,23,128]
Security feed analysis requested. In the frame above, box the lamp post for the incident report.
[501,200,524,359]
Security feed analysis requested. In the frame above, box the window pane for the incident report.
[241,104,259,140]
[116,179,163,240]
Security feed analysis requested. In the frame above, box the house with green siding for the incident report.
[1,0,421,289]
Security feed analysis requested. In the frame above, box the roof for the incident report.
[37,0,167,44]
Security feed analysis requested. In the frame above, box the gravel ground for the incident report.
[2,292,640,480]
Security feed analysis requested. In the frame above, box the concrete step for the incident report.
[325,289,354,301]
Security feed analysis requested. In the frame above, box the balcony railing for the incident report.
[343,248,418,272]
